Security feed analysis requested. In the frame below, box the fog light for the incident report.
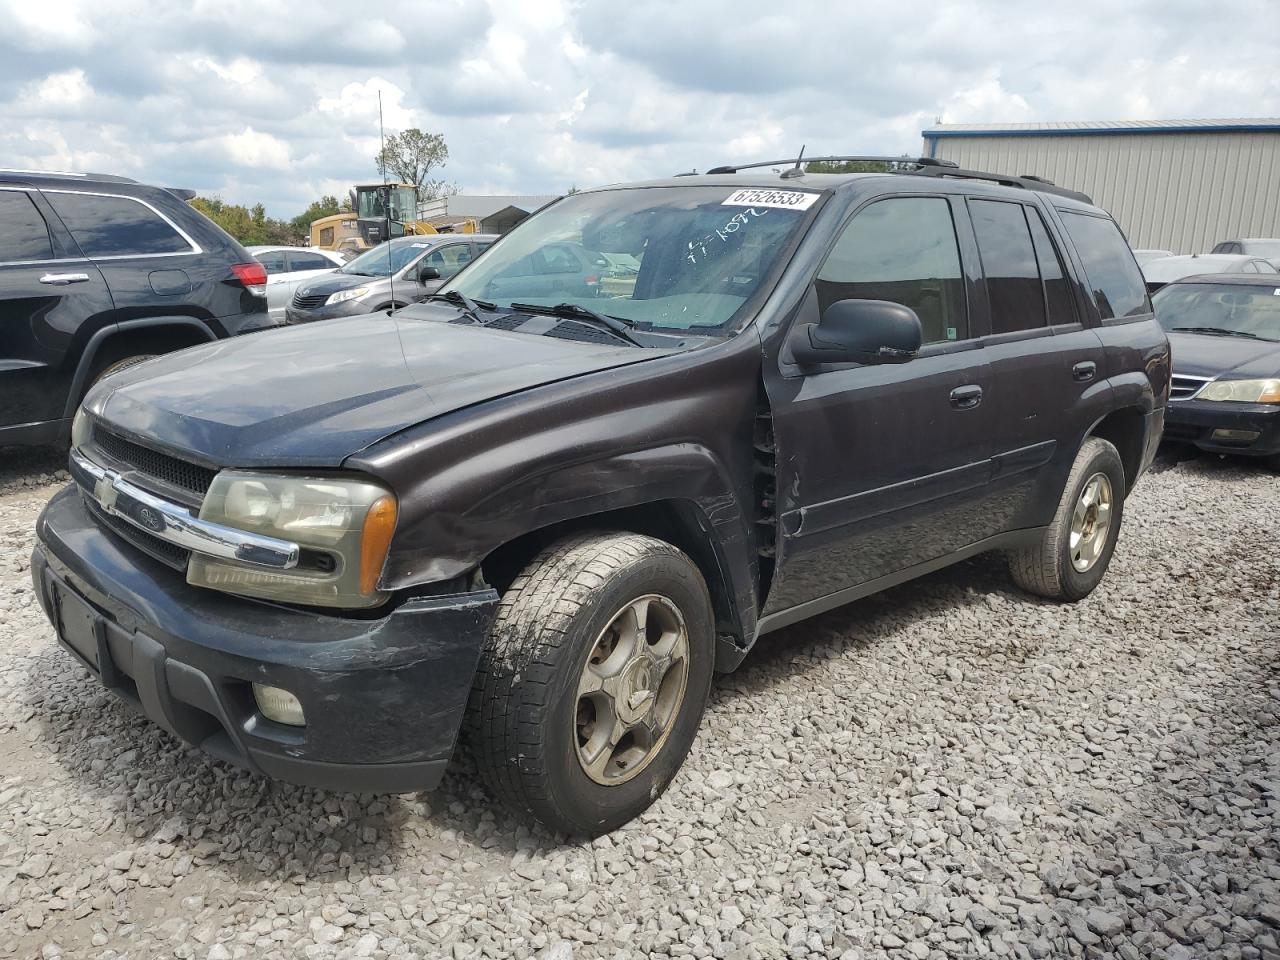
[1210,428,1260,442]
[252,684,306,726]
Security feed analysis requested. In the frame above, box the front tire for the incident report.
[468,532,715,836]
[1008,437,1126,601]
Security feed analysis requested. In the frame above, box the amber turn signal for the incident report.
[359,495,398,596]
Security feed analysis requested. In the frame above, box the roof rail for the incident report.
[698,154,1091,203]
[0,168,139,184]
[704,156,955,175]
[905,164,1092,203]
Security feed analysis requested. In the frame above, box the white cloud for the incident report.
[0,0,1276,216]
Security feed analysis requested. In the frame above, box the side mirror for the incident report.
[418,265,441,282]
[790,299,923,367]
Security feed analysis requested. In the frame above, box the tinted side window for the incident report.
[45,192,192,257]
[969,200,1045,334]
[255,251,287,274]
[1026,209,1077,326]
[817,197,968,343]
[0,192,54,263]
[288,252,332,271]
[1059,212,1149,320]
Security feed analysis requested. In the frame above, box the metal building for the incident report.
[921,119,1280,254]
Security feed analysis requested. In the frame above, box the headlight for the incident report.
[187,472,397,608]
[71,408,91,449]
[325,287,369,305]
[1198,378,1280,403]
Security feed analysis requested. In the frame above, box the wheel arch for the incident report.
[479,497,751,671]
[1087,405,1148,495]
[63,317,217,419]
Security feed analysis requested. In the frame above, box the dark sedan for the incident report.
[1154,274,1280,467]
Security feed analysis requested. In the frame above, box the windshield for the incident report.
[340,238,427,277]
[1153,283,1280,341]
[443,186,819,331]
[356,186,416,222]
[1143,257,1237,283]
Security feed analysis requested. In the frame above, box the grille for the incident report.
[1170,375,1211,401]
[86,498,191,571]
[1162,422,1203,441]
[291,292,328,309]
[544,320,629,345]
[92,427,217,499]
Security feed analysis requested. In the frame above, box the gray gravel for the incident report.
[1,447,1277,960]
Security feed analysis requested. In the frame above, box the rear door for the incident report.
[0,187,113,435]
[963,197,1111,529]
[764,193,1000,614]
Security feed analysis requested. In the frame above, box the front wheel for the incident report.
[467,532,715,836]
[1008,437,1126,601]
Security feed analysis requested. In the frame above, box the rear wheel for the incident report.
[1008,437,1126,601]
[468,532,715,836]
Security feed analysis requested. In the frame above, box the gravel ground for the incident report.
[0,445,1277,960]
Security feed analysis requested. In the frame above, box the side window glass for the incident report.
[817,197,967,344]
[969,200,1046,334]
[542,245,582,275]
[1059,212,1150,320]
[288,253,331,271]
[0,192,55,262]
[1026,208,1078,326]
[45,192,191,257]
[255,251,286,274]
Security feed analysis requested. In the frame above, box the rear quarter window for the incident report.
[45,191,194,258]
[1059,211,1150,320]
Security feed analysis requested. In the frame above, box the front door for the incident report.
[0,188,114,436]
[764,194,1000,615]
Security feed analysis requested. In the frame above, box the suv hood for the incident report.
[1168,331,1280,379]
[88,310,677,467]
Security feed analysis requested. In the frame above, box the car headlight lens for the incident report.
[187,472,397,608]
[71,407,91,449]
[325,287,369,305]
[1199,378,1280,403]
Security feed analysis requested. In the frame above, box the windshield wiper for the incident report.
[1171,326,1266,340]
[426,289,494,324]
[509,302,643,346]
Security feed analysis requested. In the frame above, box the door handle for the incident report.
[1072,360,1097,382]
[39,273,90,286]
[950,384,983,410]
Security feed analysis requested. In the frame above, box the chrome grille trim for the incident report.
[1169,374,1213,401]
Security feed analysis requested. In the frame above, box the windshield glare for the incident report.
[341,239,426,277]
[442,186,816,332]
[1153,283,1280,340]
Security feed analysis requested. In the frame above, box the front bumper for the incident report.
[33,485,499,793]
[1162,399,1280,457]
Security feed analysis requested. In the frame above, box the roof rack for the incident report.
[906,164,1092,203]
[704,156,955,175]
[0,168,139,184]
[699,154,1092,203]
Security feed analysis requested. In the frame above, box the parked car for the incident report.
[1131,248,1174,267]
[483,241,612,300]
[285,234,497,323]
[1142,253,1278,293]
[246,246,344,321]
[1153,274,1280,467]
[0,170,273,448]
[1210,238,1280,268]
[35,158,1168,835]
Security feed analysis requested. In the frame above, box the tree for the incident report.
[189,196,297,245]
[375,128,455,199]
[290,195,344,238]
[804,159,891,173]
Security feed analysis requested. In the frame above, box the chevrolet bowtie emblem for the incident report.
[94,471,120,514]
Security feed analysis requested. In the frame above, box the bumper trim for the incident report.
[69,448,301,570]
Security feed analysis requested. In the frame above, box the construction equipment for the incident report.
[310,183,479,254]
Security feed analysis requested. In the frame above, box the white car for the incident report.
[1131,248,1175,267]
[246,246,346,319]
[1141,253,1278,292]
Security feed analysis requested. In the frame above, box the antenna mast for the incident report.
[378,90,395,313]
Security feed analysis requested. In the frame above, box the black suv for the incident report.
[32,157,1169,835]
[0,170,271,447]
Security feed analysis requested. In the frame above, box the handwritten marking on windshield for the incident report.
[686,208,768,265]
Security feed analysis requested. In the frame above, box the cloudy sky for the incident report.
[3,0,1278,218]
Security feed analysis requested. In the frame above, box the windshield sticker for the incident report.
[722,188,819,211]
[685,208,770,265]
[412,243,430,248]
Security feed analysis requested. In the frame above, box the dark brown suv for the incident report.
[32,157,1170,835]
